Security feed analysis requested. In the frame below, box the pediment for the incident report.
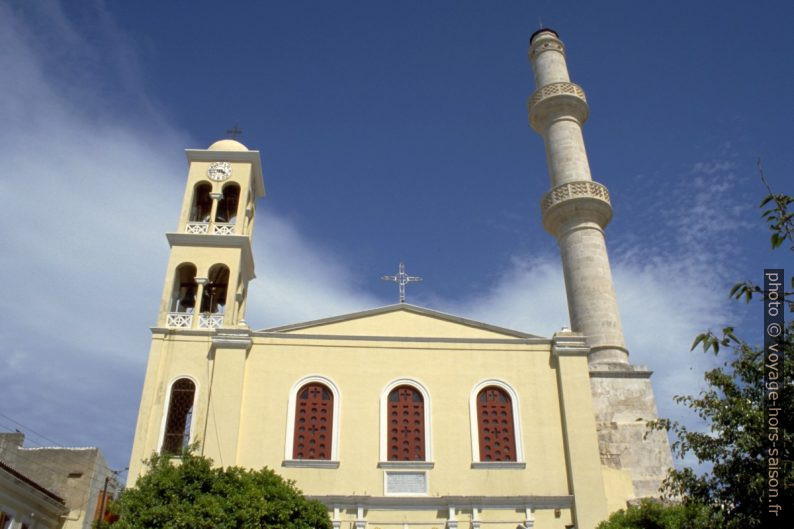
[262,304,540,340]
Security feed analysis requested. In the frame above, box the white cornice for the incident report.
[257,332,549,345]
[306,494,573,509]
[212,330,253,350]
[551,332,589,357]
[165,233,255,278]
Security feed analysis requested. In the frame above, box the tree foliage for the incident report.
[111,450,332,529]
[595,499,719,529]
[649,176,793,528]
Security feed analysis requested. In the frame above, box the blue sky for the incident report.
[0,0,791,478]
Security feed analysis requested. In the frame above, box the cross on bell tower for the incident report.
[381,262,422,303]
[226,123,242,140]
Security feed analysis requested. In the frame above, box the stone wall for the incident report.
[589,364,674,499]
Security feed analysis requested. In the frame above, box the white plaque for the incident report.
[385,471,428,494]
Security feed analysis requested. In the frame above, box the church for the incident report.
[126,30,672,529]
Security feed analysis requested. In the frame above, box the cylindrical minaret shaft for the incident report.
[528,29,628,365]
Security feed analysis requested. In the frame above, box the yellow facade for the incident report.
[127,138,648,529]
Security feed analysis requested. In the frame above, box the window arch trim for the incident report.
[157,375,199,455]
[284,375,341,464]
[468,379,524,463]
[379,378,433,464]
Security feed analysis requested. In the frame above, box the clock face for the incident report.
[207,161,232,181]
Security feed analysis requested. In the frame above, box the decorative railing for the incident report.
[213,223,235,235]
[166,313,193,328]
[185,222,209,234]
[185,222,236,235]
[541,181,611,214]
[528,81,587,110]
[198,313,224,329]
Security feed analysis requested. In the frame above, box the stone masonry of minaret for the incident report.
[528,29,673,498]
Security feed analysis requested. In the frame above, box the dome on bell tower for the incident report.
[207,139,248,151]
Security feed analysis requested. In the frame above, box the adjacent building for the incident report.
[0,433,114,529]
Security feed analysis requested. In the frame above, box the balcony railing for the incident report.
[185,221,236,235]
[213,223,235,235]
[185,222,209,234]
[166,312,223,329]
[198,313,224,329]
[166,313,193,328]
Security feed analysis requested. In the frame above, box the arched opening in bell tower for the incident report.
[215,183,240,224]
[189,182,212,222]
[170,264,198,313]
[200,264,230,314]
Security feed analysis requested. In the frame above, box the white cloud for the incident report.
[248,212,381,328]
[0,2,380,469]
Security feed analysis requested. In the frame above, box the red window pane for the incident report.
[162,378,195,454]
[476,387,516,462]
[293,383,333,460]
[388,386,425,461]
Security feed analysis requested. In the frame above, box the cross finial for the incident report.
[226,123,242,140]
[381,262,422,303]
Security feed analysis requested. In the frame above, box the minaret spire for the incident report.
[528,29,628,365]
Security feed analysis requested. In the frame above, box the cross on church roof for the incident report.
[226,123,242,139]
[381,262,422,303]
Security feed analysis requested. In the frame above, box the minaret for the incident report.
[528,29,627,365]
[528,30,673,500]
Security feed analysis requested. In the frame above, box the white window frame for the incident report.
[469,378,524,464]
[379,378,433,465]
[157,375,200,454]
[284,375,341,463]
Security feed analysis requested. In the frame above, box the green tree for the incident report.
[111,450,332,529]
[595,499,719,529]
[652,176,793,528]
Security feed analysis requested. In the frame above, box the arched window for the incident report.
[162,378,196,454]
[387,386,425,461]
[170,264,197,313]
[189,182,212,222]
[380,379,432,464]
[215,183,240,224]
[200,264,229,314]
[293,382,333,460]
[476,386,516,462]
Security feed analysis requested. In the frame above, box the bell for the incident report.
[179,287,196,309]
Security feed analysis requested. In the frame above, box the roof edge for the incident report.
[259,303,544,339]
[0,461,66,505]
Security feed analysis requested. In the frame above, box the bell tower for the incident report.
[158,138,265,330]
[127,138,265,483]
